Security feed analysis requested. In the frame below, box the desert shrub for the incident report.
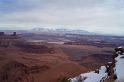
[57,76,70,82]
[75,75,86,82]
[113,74,117,80]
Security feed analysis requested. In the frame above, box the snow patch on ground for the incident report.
[114,54,124,82]
[70,66,108,82]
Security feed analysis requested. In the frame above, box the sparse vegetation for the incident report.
[57,76,70,82]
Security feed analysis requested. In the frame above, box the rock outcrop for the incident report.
[0,61,50,82]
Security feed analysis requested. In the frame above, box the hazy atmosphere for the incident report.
[1,1,124,82]
[0,0,124,35]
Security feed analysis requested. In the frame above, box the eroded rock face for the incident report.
[0,61,50,82]
[107,47,124,78]
[19,44,55,54]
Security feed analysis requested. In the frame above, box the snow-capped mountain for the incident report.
[70,46,124,82]
[31,27,94,35]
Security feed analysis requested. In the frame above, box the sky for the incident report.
[0,0,124,35]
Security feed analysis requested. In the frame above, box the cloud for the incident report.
[0,0,124,35]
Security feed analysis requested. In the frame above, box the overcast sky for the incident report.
[0,0,124,35]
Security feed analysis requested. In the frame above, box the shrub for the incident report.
[57,76,70,82]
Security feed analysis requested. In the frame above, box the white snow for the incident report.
[70,66,108,82]
[117,46,124,48]
[114,54,124,82]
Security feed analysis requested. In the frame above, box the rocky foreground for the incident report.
[70,46,124,82]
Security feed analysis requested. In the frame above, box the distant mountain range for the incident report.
[31,27,96,35]
[0,27,122,36]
